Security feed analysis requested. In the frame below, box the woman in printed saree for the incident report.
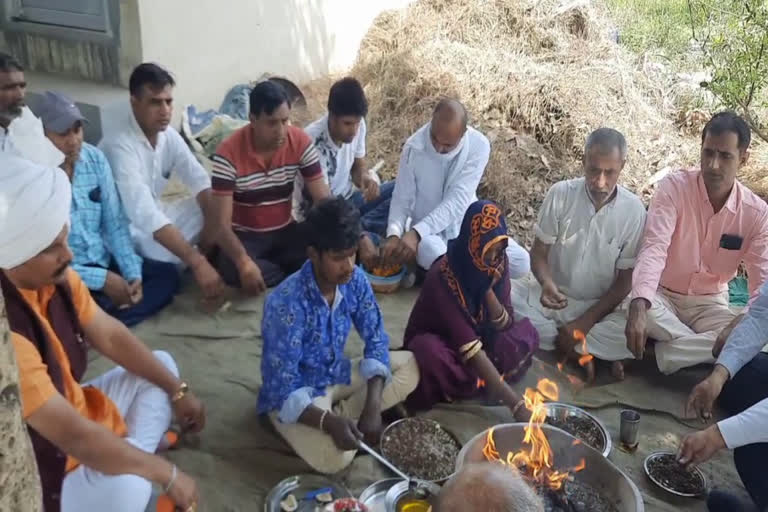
[404,200,539,420]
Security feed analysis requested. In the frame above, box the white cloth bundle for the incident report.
[0,152,71,268]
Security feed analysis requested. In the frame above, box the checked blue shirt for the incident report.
[257,261,391,423]
[69,143,142,290]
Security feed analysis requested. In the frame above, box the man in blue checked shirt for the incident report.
[37,91,179,326]
[258,197,419,474]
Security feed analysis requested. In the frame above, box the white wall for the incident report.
[137,0,411,112]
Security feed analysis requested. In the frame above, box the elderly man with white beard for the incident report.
[0,152,205,512]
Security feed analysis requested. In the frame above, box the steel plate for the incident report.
[644,452,708,498]
[264,474,351,512]
[380,418,462,483]
[544,402,612,457]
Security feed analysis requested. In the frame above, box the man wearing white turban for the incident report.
[0,152,206,512]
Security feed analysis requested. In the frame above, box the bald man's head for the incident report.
[436,463,544,512]
[430,98,468,153]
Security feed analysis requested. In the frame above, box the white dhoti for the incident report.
[131,197,203,265]
[647,288,736,374]
[510,275,633,361]
[61,351,178,512]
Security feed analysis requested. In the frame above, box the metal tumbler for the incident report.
[620,409,641,449]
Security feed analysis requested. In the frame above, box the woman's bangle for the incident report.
[319,410,329,432]
[164,464,178,493]
[511,399,526,418]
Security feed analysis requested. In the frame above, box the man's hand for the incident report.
[626,298,650,360]
[238,259,267,296]
[103,271,133,308]
[556,317,594,355]
[128,280,143,305]
[358,234,379,271]
[713,314,743,358]
[325,414,363,451]
[685,366,729,421]
[357,407,383,445]
[191,257,225,303]
[512,402,532,422]
[361,174,380,202]
[540,281,568,310]
[380,236,405,265]
[173,391,206,433]
[166,467,200,511]
[677,425,727,468]
[402,230,420,255]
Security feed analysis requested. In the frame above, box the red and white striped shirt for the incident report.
[212,125,322,232]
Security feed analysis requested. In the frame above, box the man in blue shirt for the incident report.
[37,91,179,326]
[258,197,418,474]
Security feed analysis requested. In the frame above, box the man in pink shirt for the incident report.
[626,112,768,374]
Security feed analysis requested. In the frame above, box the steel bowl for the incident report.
[644,452,708,498]
[385,480,441,512]
[380,418,462,483]
[264,474,351,512]
[544,402,612,457]
[359,478,401,512]
[456,423,644,512]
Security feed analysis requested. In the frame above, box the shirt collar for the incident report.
[581,178,619,211]
[696,170,739,214]
[300,260,344,311]
[320,114,341,152]
[127,108,164,149]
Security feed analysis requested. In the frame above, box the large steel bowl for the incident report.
[456,423,644,512]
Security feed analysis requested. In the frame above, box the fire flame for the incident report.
[477,378,486,389]
[573,330,594,368]
[483,379,586,491]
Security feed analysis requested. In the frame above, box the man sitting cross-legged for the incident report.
[379,99,490,272]
[0,153,205,512]
[510,128,646,382]
[258,197,419,474]
[38,91,179,326]
[626,112,768,375]
[211,80,330,295]
[100,63,225,308]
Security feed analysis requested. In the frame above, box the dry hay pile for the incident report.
[349,0,700,244]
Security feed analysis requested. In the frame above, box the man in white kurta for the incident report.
[381,99,490,270]
[99,63,225,304]
[510,128,646,380]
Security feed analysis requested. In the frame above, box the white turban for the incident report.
[0,152,71,269]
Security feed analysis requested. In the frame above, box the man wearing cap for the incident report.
[37,91,180,326]
[0,152,205,511]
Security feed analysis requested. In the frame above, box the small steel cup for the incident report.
[620,409,641,449]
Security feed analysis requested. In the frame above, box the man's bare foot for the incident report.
[611,361,625,381]
[584,360,596,384]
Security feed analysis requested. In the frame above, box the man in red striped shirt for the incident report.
[210,81,330,294]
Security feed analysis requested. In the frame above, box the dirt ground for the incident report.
[85,279,749,512]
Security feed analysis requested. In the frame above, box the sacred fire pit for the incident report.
[456,380,643,512]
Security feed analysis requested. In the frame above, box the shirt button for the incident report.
[51,493,60,501]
